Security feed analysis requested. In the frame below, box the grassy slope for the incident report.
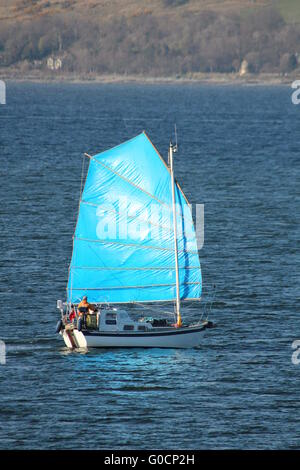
[0,0,274,23]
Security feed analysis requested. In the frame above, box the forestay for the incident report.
[67,132,202,304]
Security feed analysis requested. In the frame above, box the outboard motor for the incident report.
[55,319,64,333]
[77,317,83,332]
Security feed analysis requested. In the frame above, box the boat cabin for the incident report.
[73,308,156,333]
[98,309,153,332]
[58,301,173,334]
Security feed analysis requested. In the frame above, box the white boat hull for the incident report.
[62,324,208,349]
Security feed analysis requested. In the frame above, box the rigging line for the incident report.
[79,153,85,200]
[74,236,199,255]
[70,266,73,306]
[201,284,216,321]
[133,302,174,316]
[67,153,89,299]
[206,284,217,321]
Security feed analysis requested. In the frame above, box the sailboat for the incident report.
[56,132,211,349]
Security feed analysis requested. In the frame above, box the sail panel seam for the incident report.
[69,298,201,305]
[70,266,200,271]
[68,282,201,290]
[74,236,199,254]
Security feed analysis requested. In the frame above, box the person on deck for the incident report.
[78,296,96,315]
[69,304,76,323]
[77,296,96,328]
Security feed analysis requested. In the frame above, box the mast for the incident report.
[169,141,182,327]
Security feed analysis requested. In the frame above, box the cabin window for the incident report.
[106,313,117,320]
[105,313,117,325]
[138,325,146,331]
[123,325,134,331]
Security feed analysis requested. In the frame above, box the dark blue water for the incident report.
[0,82,299,449]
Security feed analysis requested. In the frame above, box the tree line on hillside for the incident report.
[0,7,300,75]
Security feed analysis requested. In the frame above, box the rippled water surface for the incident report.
[0,82,299,449]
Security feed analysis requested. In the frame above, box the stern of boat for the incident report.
[60,325,87,349]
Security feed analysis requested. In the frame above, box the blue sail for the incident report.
[67,132,202,304]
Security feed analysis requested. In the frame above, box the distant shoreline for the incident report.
[0,70,296,86]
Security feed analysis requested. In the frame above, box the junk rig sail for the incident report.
[67,132,202,306]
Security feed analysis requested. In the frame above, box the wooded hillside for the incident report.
[1,0,300,76]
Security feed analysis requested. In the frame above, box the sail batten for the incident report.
[67,132,202,304]
[70,282,201,290]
